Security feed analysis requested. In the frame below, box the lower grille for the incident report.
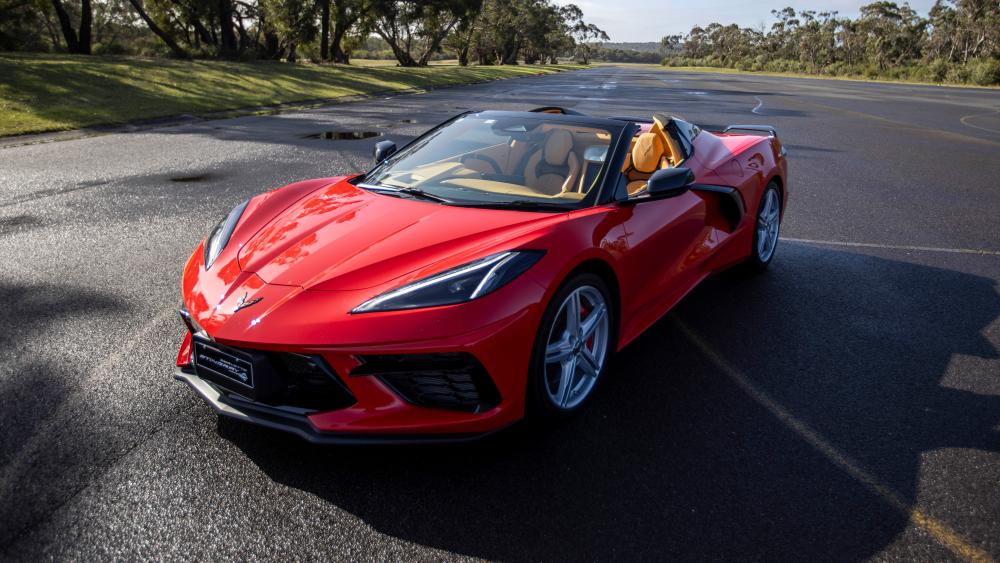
[351,353,501,413]
[191,336,355,412]
[262,352,356,411]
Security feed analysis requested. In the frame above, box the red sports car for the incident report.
[175,108,788,443]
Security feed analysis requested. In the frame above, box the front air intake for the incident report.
[351,353,501,413]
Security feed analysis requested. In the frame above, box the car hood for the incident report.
[237,179,564,290]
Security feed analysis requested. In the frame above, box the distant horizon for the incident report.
[554,0,937,43]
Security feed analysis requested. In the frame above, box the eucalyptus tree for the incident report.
[49,0,92,53]
[365,0,480,66]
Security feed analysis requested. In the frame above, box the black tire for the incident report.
[526,272,616,420]
[745,181,782,272]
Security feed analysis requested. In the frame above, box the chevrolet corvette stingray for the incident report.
[175,107,788,443]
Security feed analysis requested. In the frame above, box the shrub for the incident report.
[946,64,971,84]
[926,59,949,82]
[94,42,129,56]
[969,58,1000,86]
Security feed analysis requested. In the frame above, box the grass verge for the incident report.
[0,54,584,137]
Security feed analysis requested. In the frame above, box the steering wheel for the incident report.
[460,154,503,175]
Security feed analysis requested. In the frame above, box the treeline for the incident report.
[0,0,607,65]
[590,47,661,64]
[661,0,1000,85]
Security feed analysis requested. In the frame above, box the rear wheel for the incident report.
[528,273,614,418]
[747,182,782,271]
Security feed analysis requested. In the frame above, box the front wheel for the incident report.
[747,182,782,271]
[528,273,615,419]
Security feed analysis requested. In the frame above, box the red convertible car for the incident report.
[175,108,788,443]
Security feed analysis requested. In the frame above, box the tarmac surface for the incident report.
[1,66,998,561]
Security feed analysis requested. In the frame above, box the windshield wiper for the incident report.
[448,200,573,212]
[395,187,452,203]
[358,182,452,203]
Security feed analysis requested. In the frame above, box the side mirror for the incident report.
[373,140,397,164]
[646,167,694,198]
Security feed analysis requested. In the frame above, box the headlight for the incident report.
[351,250,545,313]
[204,200,249,270]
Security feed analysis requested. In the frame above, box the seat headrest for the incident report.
[543,130,573,166]
[631,132,666,174]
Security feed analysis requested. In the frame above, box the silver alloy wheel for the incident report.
[756,188,781,262]
[543,285,610,410]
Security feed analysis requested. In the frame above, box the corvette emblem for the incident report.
[233,293,263,313]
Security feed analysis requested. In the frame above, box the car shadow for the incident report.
[220,243,999,561]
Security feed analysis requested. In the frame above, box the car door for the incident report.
[612,185,710,343]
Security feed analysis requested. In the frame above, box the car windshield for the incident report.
[362,114,621,210]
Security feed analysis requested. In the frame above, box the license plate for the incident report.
[193,339,254,389]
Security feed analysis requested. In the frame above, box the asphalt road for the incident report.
[1,66,998,561]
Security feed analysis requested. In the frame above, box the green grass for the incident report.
[0,54,584,137]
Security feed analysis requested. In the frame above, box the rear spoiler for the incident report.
[723,124,778,137]
[722,125,786,156]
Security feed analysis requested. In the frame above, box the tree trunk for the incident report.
[391,44,418,66]
[128,0,190,58]
[500,42,519,65]
[42,10,63,48]
[329,2,356,63]
[217,0,238,56]
[190,15,213,47]
[331,22,350,63]
[377,28,419,66]
[51,0,81,53]
[287,42,297,62]
[263,31,281,59]
[236,13,250,52]
[78,0,92,54]
[319,0,330,61]
[417,16,460,66]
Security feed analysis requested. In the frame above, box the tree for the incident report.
[216,0,238,56]
[50,0,91,53]
[0,0,55,51]
[660,34,682,55]
[443,6,478,65]
[329,0,362,62]
[261,0,318,61]
[560,3,608,64]
[318,0,330,59]
[857,2,925,69]
[126,0,189,57]
[366,0,478,66]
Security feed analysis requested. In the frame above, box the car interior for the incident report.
[620,116,687,196]
[373,113,689,203]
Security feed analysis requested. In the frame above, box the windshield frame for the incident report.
[355,111,630,212]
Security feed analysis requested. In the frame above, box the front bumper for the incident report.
[175,369,505,444]
[176,278,546,441]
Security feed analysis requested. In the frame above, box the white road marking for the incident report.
[752,96,765,115]
[782,237,1000,256]
[959,108,1000,135]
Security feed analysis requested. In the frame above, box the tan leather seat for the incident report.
[524,129,580,195]
[625,132,669,195]
[504,139,531,175]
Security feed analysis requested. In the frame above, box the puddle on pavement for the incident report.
[303,131,381,140]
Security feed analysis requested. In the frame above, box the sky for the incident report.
[554,0,938,43]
